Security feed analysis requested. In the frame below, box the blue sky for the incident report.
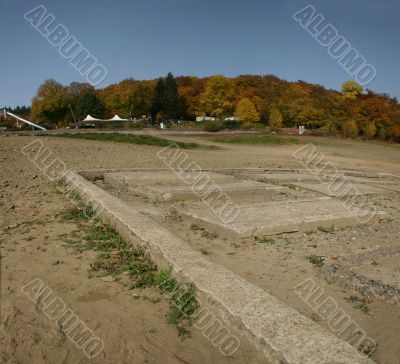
[1,0,399,106]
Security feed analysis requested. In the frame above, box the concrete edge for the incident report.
[321,264,400,305]
[64,170,375,364]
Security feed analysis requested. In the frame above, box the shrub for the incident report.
[202,120,225,132]
[240,122,267,130]
[342,119,359,138]
[223,119,242,129]
[363,122,377,139]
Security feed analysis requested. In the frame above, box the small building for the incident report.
[224,116,241,121]
[196,116,216,122]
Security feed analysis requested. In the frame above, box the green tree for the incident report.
[235,98,260,124]
[341,81,362,99]
[150,73,182,120]
[10,105,31,118]
[75,91,105,120]
[269,108,283,130]
[163,72,182,119]
[151,78,165,119]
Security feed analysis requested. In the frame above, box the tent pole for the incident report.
[69,104,77,128]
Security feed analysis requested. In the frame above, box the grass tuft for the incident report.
[255,236,276,245]
[167,285,199,337]
[62,202,95,222]
[154,268,178,293]
[306,255,325,267]
[317,225,333,233]
[345,295,370,314]
[63,210,200,336]
[200,248,211,255]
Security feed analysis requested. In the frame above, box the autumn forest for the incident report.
[7,73,400,142]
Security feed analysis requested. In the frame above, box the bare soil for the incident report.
[1,133,400,364]
[0,135,265,364]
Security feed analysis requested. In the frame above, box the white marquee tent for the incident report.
[82,114,130,122]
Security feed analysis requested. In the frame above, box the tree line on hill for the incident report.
[8,73,400,142]
[2,105,31,118]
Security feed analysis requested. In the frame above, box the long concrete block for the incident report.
[65,171,374,364]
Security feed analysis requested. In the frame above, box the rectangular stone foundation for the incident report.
[250,173,324,183]
[292,182,388,196]
[321,244,400,305]
[353,256,400,288]
[65,170,375,364]
[133,182,286,202]
[182,197,368,238]
[104,170,237,188]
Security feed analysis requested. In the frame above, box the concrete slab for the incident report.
[182,197,367,238]
[134,181,286,202]
[353,256,400,288]
[321,170,380,178]
[379,185,400,193]
[321,245,400,305]
[344,177,397,186]
[104,170,237,188]
[256,168,378,178]
[292,182,388,197]
[251,173,326,183]
[65,171,374,364]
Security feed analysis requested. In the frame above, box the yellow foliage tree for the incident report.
[235,98,260,124]
[199,76,235,118]
[341,80,362,100]
[269,108,283,130]
[363,122,377,139]
[342,119,359,138]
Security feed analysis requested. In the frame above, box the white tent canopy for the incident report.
[110,114,129,121]
[83,115,101,121]
[81,114,130,122]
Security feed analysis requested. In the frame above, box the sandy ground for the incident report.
[0,135,266,364]
[1,133,400,363]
